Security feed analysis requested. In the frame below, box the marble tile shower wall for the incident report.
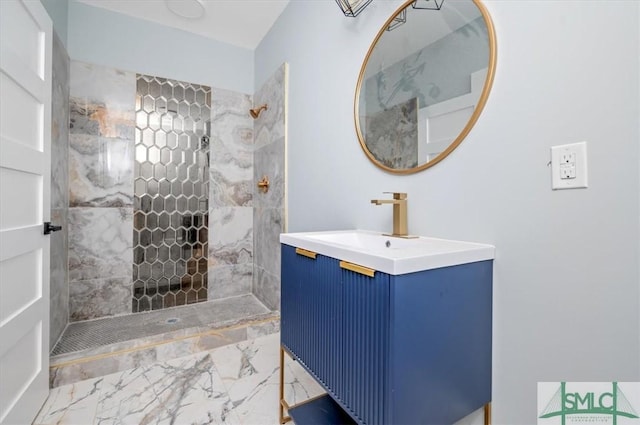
[50,31,70,350]
[208,89,254,300]
[67,60,259,319]
[253,64,287,311]
[68,61,135,321]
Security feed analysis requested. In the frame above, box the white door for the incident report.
[0,1,52,424]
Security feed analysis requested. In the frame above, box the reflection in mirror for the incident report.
[355,0,496,174]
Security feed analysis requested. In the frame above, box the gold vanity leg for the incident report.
[484,402,491,425]
[279,346,292,424]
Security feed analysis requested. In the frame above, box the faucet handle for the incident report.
[383,192,407,200]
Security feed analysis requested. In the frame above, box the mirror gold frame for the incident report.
[354,0,497,174]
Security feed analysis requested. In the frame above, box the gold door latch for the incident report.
[257,175,270,193]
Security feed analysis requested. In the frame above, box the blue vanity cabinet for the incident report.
[281,243,493,425]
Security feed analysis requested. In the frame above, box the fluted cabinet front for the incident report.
[281,245,390,425]
[281,246,342,392]
[338,266,389,425]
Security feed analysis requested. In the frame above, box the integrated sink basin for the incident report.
[280,229,495,275]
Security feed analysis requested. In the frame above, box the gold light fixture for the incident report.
[335,0,373,17]
[412,0,444,10]
[387,9,407,31]
[388,1,444,32]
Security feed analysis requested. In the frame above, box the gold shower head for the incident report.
[249,104,268,119]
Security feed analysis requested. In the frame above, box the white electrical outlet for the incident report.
[560,166,576,179]
[551,142,588,190]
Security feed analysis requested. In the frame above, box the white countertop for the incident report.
[280,229,495,275]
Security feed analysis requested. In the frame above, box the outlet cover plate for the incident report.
[551,141,588,190]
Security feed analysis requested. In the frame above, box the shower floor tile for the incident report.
[52,294,271,356]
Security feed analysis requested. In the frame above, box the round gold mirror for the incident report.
[355,0,496,174]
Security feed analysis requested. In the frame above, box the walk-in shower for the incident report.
[133,75,211,312]
[51,60,287,386]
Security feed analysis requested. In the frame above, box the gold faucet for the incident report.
[370,192,416,238]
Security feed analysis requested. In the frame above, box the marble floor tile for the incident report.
[34,378,103,425]
[94,352,229,425]
[38,332,324,425]
[282,357,325,404]
[208,333,280,388]
[209,333,324,425]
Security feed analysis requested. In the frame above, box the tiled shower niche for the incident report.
[133,75,211,312]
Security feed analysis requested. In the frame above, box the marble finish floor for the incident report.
[37,333,324,425]
[52,294,271,356]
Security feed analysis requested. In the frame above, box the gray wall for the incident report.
[255,1,640,424]
[40,0,68,47]
[67,1,254,95]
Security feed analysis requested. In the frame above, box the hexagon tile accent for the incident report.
[133,74,211,312]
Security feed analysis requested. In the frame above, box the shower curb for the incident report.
[49,313,280,388]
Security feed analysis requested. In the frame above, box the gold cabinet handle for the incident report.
[295,247,317,259]
[340,261,375,277]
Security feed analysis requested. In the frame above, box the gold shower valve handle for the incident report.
[257,175,270,193]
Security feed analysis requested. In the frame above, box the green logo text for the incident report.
[539,382,639,425]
